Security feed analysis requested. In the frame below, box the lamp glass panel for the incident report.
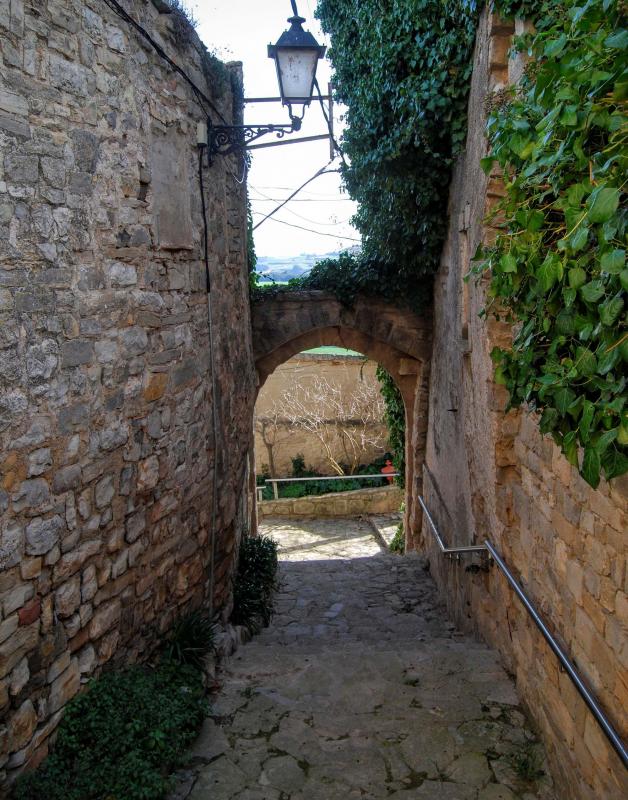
[276,48,319,101]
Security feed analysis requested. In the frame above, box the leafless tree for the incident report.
[275,374,387,475]
[254,400,290,477]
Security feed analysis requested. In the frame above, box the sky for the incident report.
[185,0,360,258]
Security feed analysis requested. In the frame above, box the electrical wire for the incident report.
[253,213,361,241]
[198,145,220,616]
[252,162,340,231]
[249,196,355,203]
[252,207,351,227]
[249,185,350,226]
[101,0,228,124]
[199,149,211,292]
[252,184,349,197]
[313,77,346,165]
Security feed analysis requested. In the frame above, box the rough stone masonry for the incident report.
[0,0,256,782]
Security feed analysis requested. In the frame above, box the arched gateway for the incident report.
[251,291,432,548]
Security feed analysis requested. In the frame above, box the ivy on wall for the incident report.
[376,366,406,487]
[478,0,627,486]
[254,0,476,309]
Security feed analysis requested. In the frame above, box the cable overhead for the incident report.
[252,208,351,227]
[249,185,350,226]
[255,214,361,242]
[101,0,228,124]
[249,196,355,203]
[252,163,340,230]
[313,78,345,165]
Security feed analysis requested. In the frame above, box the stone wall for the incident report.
[420,8,627,799]
[254,351,389,476]
[258,485,402,520]
[0,0,256,781]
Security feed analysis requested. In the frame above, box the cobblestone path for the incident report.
[188,518,555,800]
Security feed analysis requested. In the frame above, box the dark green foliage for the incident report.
[291,453,309,477]
[231,535,279,628]
[252,1,481,310]
[476,0,627,486]
[389,521,405,554]
[308,0,480,308]
[14,661,208,800]
[258,455,390,500]
[493,0,546,17]
[510,741,546,782]
[377,366,406,487]
[247,195,258,289]
[161,609,216,670]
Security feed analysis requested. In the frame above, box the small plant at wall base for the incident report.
[13,661,208,800]
[161,608,216,669]
[476,0,627,487]
[389,521,405,554]
[231,534,279,630]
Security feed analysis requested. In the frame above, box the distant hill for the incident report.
[255,252,334,283]
[256,247,359,283]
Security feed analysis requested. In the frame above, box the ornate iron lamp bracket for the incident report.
[207,117,301,162]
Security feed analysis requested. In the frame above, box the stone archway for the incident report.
[250,291,432,549]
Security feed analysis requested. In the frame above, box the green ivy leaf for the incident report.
[563,431,579,466]
[500,253,518,273]
[600,249,625,274]
[555,387,576,415]
[586,186,620,223]
[602,447,628,480]
[537,254,561,292]
[568,266,587,289]
[575,347,597,377]
[605,30,628,49]
[581,446,601,488]
[580,280,605,303]
[480,156,495,174]
[599,295,625,326]
[598,346,620,375]
[594,428,618,454]
[579,399,595,443]
[545,33,567,58]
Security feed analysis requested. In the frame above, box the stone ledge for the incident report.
[259,485,403,519]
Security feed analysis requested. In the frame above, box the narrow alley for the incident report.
[187,519,554,799]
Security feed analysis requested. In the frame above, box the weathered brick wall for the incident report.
[0,0,256,781]
[421,9,627,799]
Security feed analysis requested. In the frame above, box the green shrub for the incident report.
[377,367,406,487]
[14,661,208,800]
[161,609,216,670]
[231,535,279,629]
[389,522,405,554]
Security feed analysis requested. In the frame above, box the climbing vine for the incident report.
[377,366,406,487]
[476,0,627,486]
[294,0,478,309]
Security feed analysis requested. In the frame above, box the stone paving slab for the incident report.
[369,513,403,548]
[186,518,554,800]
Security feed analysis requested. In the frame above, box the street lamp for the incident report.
[268,1,327,125]
[206,0,326,162]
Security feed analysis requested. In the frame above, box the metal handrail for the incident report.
[265,473,400,500]
[266,473,399,484]
[418,495,487,555]
[419,494,628,770]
